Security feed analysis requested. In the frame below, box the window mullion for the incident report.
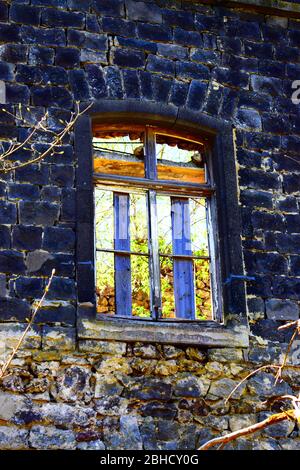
[144,127,161,319]
[144,126,157,180]
[147,189,162,320]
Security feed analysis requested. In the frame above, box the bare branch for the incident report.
[201,318,300,450]
[0,269,55,380]
[199,410,297,451]
[0,102,92,173]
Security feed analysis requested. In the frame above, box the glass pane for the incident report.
[194,258,212,320]
[93,131,145,177]
[130,193,148,254]
[95,188,114,250]
[131,255,151,318]
[190,198,209,256]
[160,256,175,319]
[157,195,172,255]
[155,133,206,184]
[156,194,211,320]
[96,251,115,314]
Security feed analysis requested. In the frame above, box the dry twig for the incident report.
[0,102,91,173]
[0,269,55,381]
[199,320,300,450]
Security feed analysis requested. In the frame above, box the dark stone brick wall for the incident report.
[0,0,299,450]
[0,0,298,334]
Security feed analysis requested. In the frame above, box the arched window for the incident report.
[75,101,248,347]
[92,125,221,322]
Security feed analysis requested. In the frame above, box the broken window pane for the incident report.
[131,254,151,318]
[130,192,148,254]
[95,187,114,250]
[155,133,206,184]
[194,258,212,320]
[160,256,175,319]
[190,197,209,256]
[96,251,115,315]
[157,194,172,255]
[93,131,145,177]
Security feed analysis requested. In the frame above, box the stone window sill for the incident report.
[77,308,249,348]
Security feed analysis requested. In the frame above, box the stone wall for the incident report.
[0,0,299,450]
[0,335,300,450]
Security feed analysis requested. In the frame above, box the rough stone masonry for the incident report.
[0,0,299,450]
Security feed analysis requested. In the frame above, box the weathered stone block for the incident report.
[122,69,139,98]
[29,425,76,450]
[15,276,44,298]
[40,402,94,427]
[112,48,144,68]
[42,226,75,253]
[68,29,107,50]
[40,186,61,203]
[229,414,256,432]
[96,356,132,376]
[29,46,54,65]
[0,23,20,42]
[133,343,158,359]
[236,108,262,130]
[166,8,194,28]
[6,83,30,104]
[244,251,288,275]
[41,8,84,29]
[52,366,91,403]
[186,80,207,111]
[92,0,124,17]
[0,391,28,421]
[251,75,282,96]
[0,323,41,349]
[10,4,41,26]
[0,426,28,450]
[209,378,246,399]
[19,201,59,226]
[173,27,202,47]
[77,440,105,450]
[266,299,299,321]
[137,23,171,42]
[104,66,123,99]
[177,61,209,80]
[21,25,66,47]
[85,64,107,99]
[0,61,14,82]
[35,301,75,325]
[42,326,76,351]
[8,184,39,202]
[247,372,292,397]
[56,47,80,68]
[169,81,189,107]
[47,277,76,301]
[79,339,127,355]
[103,17,136,37]
[174,376,210,398]
[147,55,175,77]
[96,396,128,416]
[126,0,162,23]
[213,67,249,88]
[69,69,91,100]
[140,401,177,419]
[95,375,124,398]
[126,377,171,401]
[0,251,26,275]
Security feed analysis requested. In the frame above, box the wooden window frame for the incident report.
[94,126,221,322]
[75,100,249,348]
